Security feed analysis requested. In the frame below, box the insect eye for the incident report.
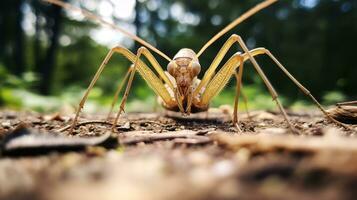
[167,61,177,76]
[190,61,201,77]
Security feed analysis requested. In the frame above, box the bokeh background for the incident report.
[0,0,356,113]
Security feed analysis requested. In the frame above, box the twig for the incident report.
[56,120,114,132]
[120,135,211,145]
[267,110,314,117]
[56,118,169,133]
[336,101,357,106]
[119,129,214,145]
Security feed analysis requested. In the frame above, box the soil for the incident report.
[0,108,357,200]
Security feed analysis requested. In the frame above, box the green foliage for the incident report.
[322,91,346,105]
[0,65,40,108]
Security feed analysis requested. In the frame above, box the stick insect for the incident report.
[44,0,349,134]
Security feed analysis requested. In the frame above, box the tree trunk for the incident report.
[13,0,25,76]
[33,2,42,71]
[38,4,63,95]
[134,1,142,51]
[0,0,25,75]
[0,2,5,67]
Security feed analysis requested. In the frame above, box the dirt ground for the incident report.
[0,108,357,200]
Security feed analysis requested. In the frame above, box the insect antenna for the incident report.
[197,0,278,57]
[43,0,172,62]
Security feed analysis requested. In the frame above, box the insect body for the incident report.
[44,0,349,133]
[163,48,204,113]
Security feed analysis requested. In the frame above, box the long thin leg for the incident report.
[196,35,347,132]
[194,34,244,97]
[69,50,114,133]
[198,52,246,131]
[242,47,349,129]
[111,48,144,131]
[106,65,133,121]
[233,70,252,121]
[194,34,258,107]
[239,83,252,120]
[185,86,194,114]
[234,35,298,133]
[200,52,244,105]
[197,35,296,132]
[197,52,249,130]
[69,46,175,133]
[233,59,244,132]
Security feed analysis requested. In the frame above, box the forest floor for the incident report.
[0,108,357,200]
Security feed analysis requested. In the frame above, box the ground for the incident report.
[0,108,357,200]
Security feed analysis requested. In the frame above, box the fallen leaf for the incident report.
[328,105,357,124]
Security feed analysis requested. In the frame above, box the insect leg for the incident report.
[111,48,144,131]
[237,81,252,120]
[242,47,350,129]
[200,53,243,106]
[233,34,298,133]
[197,52,247,131]
[110,46,177,131]
[233,59,244,132]
[194,35,244,97]
[69,46,175,133]
[106,65,133,121]
[197,53,247,130]
[69,49,115,133]
[138,47,175,90]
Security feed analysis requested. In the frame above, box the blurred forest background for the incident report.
[0,0,356,113]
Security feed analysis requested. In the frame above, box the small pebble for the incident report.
[118,122,131,131]
[1,121,11,128]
